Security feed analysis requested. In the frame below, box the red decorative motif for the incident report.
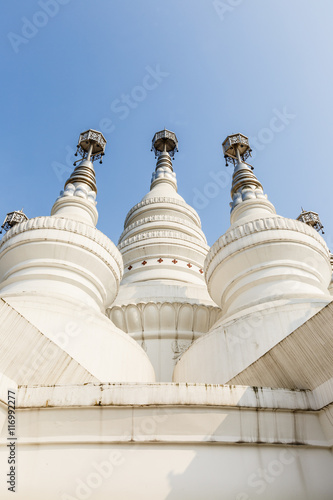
[172,259,178,264]
[128,265,133,270]
[157,258,163,263]
[187,263,192,268]
[199,269,204,274]
[142,260,147,265]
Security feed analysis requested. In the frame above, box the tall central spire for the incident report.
[222,133,276,224]
[150,129,178,191]
[112,128,219,382]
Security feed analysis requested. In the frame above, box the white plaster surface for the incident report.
[0,141,332,500]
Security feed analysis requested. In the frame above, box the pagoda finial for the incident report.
[151,129,178,159]
[51,129,106,226]
[73,129,106,166]
[297,208,324,234]
[64,129,107,194]
[222,133,276,222]
[222,133,253,169]
[150,129,178,191]
[0,209,28,234]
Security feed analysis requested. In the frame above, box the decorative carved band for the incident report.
[119,214,205,244]
[108,301,221,335]
[118,229,209,252]
[0,216,123,271]
[206,216,330,272]
[124,196,201,227]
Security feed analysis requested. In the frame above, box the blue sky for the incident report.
[1,0,333,249]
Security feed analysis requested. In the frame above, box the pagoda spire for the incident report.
[51,129,107,226]
[150,129,178,191]
[222,133,276,223]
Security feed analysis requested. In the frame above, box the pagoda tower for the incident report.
[0,129,332,500]
[174,133,332,383]
[0,129,155,383]
[108,129,220,380]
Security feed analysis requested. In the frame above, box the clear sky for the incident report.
[1,1,333,250]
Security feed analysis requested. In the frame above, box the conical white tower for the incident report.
[108,129,220,380]
[174,133,332,383]
[0,129,155,383]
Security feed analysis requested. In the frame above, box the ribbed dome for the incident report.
[205,157,332,317]
[117,150,211,292]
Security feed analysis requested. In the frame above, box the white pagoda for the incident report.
[0,129,332,499]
